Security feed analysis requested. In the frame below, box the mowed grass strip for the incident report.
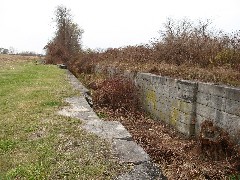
[0,56,126,179]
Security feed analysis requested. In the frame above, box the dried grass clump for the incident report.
[67,18,240,87]
[93,77,140,112]
[198,120,240,169]
[152,18,240,69]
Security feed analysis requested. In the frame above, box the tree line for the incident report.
[45,5,240,70]
[0,47,43,56]
[0,48,11,54]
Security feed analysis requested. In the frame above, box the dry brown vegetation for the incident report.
[86,76,240,179]
[45,5,83,65]
[68,19,240,87]
[0,54,39,68]
[45,15,240,179]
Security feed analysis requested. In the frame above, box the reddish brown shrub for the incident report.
[93,77,140,112]
[45,6,83,65]
[198,120,239,161]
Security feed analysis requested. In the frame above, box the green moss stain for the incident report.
[146,89,157,110]
[170,107,179,126]
[178,100,191,112]
[159,110,166,122]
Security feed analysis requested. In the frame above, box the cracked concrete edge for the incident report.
[83,120,132,140]
[60,70,167,179]
[116,161,167,180]
[66,70,90,94]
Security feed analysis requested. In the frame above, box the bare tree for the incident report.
[45,5,84,64]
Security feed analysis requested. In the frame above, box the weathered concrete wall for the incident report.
[135,73,197,137]
[196,82,240,144]
[94,65,240,143]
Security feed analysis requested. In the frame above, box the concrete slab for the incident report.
[67,71,89,93]
[83,120,132,140]
[116,161,166,180]
[112,139,150,164]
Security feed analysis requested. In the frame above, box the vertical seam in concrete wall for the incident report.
[191,82,198,136]
[93,64,240,144]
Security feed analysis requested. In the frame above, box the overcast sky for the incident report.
[1,0,240,54]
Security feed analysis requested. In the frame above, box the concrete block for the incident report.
[170,107,193,125]
[158,109,170,123]
[221,113,240,144]
[195,112,224,135]
[136,73,152,85]
[225,99,240,116]
[162,101,171,113]
[166,76,178,88]
[156,93,169,106]
[150,74,161,85]
[196,110,225,133]
[145,89,157,111]
[221,113,239,131]
[198,82,226,97]
[156,76,167,85]
[196,92,211,106]
[169,94,175,103]
[169,85,178,99]
[177,89,197,103]
[179,111,192,125]
[225,86,240,102]
[214,110,225,127]
[195,114,206,135]
[67,72,89,93]
[209,96,226,111]
[112,139,150,164]
[196,103,216,120]
[83,120,132,140]
[157,103,171,123]
[177,79,198,93]
[196,111,240,145]
[176,80,198,103]
[171,99,196,114]
[162,84,171,97]
[176,121,195,137]
[95,65,240,143]
[155,85,164,97]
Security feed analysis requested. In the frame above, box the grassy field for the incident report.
[0,55,125,179]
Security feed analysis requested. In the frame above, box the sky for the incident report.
[1,0,240,54]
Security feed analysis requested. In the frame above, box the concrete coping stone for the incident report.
[116,161,167,180]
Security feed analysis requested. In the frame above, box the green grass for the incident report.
[0,57,126,179]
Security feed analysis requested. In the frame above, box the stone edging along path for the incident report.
[58,70,166,180]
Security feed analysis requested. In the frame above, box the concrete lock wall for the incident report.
[196,83,240,144]
[94,65,240,144]
[135,73,197,137]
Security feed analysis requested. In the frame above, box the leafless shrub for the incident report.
[152,18,240,68]
[93,77,140,113]
[45,5,84,65]
[72,18,240,71]
[198,120,240,163]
